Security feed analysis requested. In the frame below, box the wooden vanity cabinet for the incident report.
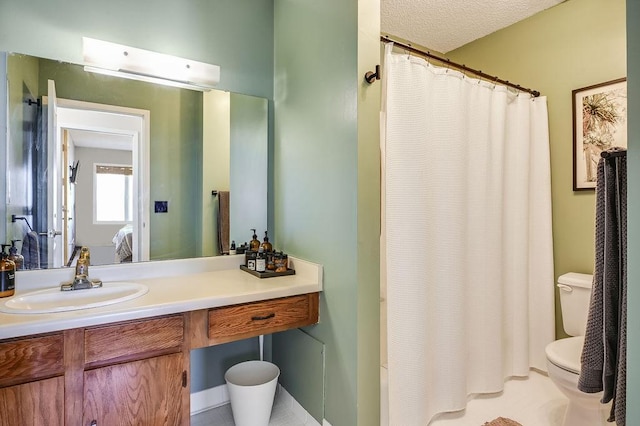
[0,334,65,426]
[0,376,65,426]
[208,293,319,345]
[0,292,320,426]
[79,315,188,426]
[83,353,185,425]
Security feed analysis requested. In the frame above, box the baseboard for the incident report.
[190,384,229,415]
[190,383,326,426]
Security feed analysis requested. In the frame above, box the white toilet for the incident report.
[545,272,610,426]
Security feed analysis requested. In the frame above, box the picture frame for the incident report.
[572,78,627,191]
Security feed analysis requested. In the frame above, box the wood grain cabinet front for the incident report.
[84,315,184,367]
[83,353,185,426]
[208,292,319,345]
[0,334,64,387]
[80,315,189,426]
[0,333,65,426]
[0,376,65,426]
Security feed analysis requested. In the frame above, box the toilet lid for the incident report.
[545,336,583,374]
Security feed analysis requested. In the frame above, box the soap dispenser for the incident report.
[8,240,24,270]
[260,231,273,253]
[0,244,16,298]
[249,229,261,251]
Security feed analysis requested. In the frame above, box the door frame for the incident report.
[52,98,150,263]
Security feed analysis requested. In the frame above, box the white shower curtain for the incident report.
[382,44,555,425]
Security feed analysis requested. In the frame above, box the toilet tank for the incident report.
[558,272,593,336]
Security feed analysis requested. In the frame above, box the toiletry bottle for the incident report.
[275,251,288,273]
[249,229,261,251]
[229,241,237,255]
[256,247,266,273]
[266,253,276,271]
[8,240,24,270]
[0,245,16,298]
[260,231,273,252]
[246,250,257,271]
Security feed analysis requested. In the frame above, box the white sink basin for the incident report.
[0,282,148,314]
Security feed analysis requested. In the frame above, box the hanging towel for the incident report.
[21,230,41,269]
[578,150,627,425]
[217,191,230,255]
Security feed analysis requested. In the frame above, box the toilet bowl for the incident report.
[545,273,611,426]
[545,336,609,426]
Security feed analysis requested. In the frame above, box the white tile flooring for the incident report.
[191,386,316,426]
[429,370,568,426]
[193,370,582,426]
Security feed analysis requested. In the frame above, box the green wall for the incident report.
[626,0,639,423]
[274,1,359,422]
[273,0,380,424]
[0,0,273,98]
[229,94,269,245]
[357,0,382,424]
[447,0,626,338]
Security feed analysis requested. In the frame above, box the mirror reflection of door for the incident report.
[52,94,150,266]
[62,129,75,266]
[46,79,63,268]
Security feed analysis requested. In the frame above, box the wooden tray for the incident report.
[240,265,296,278]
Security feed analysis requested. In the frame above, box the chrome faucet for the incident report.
[61,247,103,291]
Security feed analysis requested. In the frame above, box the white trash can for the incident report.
[225,360,280,426]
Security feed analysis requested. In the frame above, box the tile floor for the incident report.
[193,370,582,426]
[430,370,568,426]
[191,387,315,426]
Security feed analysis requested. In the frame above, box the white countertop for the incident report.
[0,255,322,340]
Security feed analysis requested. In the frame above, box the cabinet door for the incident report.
[0,376,64,426]
[83,353,185,426]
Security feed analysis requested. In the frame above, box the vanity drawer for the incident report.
[84,314,184,367]
[0,333,64,387]
[208,293,319,345]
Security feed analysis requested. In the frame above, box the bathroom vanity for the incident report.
[0,255,322,426]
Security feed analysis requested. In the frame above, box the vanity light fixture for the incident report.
[82,37,220,91]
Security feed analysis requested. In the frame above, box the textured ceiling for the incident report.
[381,0,565,53]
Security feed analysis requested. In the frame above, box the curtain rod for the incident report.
[381,36,540,98]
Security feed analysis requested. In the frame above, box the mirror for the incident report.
[2,52,268,269]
